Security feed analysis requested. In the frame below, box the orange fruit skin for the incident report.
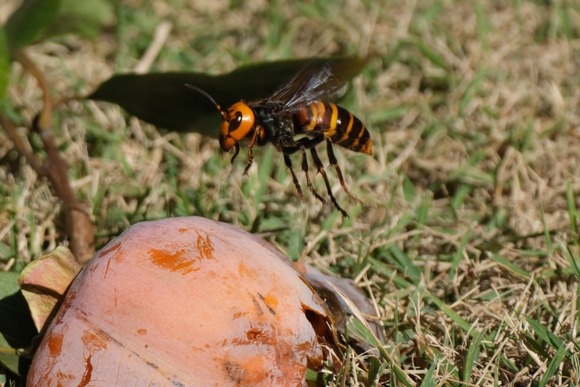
[27,217,327,387]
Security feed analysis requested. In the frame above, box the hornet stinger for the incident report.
[186,62,372,216]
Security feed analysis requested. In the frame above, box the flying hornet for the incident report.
[187,62,372,216]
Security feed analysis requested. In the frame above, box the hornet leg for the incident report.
[301,149,326,205]
[310,147,348,217]
[326,138,361,203]
[283,153,303,198]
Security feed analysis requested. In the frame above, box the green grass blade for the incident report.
[346,316,379,347]
[424,289,477,336]
[366,356,387,387]
[524,316,565,350]
[490,254,530,280]
[388,246,422,283]
[345,316,413,386]
[420,361,437,387]
[463,328,486,382]
[566,181,579,245]
[559,241,580,279]
[0,29,9,101]
[538,344,569,387]
[459,69,487,114]
[539,199,553,252]
[410,39,449,71]
[450,229,471,280]
[368,257,414,290]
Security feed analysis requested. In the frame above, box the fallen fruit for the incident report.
[27,217,333,386]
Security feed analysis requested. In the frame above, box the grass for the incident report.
[2,0,580,385]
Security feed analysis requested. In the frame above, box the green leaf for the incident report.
[4,0,62,48]
[0,29,10,100]
[4,0,111,48]
[42,0,114,40]
[0,272,21,375]
[88,57,368,136]
[304,368,319,383]
[0,271,38,376]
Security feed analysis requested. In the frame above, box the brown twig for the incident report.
[1,48,95,264]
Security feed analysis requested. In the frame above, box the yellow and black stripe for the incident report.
[294,101,372,155]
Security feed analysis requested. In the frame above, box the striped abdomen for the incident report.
[293,101,372,155]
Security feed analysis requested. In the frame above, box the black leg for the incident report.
[284,153,303,198]
[301,149,326,204]
[309,147,348,217]
[283,135,326,204]
[326,139,361,202]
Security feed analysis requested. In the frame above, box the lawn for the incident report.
[1,0,580,385]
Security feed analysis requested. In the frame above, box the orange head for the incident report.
[219,102,255,151]
[185,84,255,152]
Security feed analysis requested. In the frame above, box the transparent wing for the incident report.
[269,62,346,111]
